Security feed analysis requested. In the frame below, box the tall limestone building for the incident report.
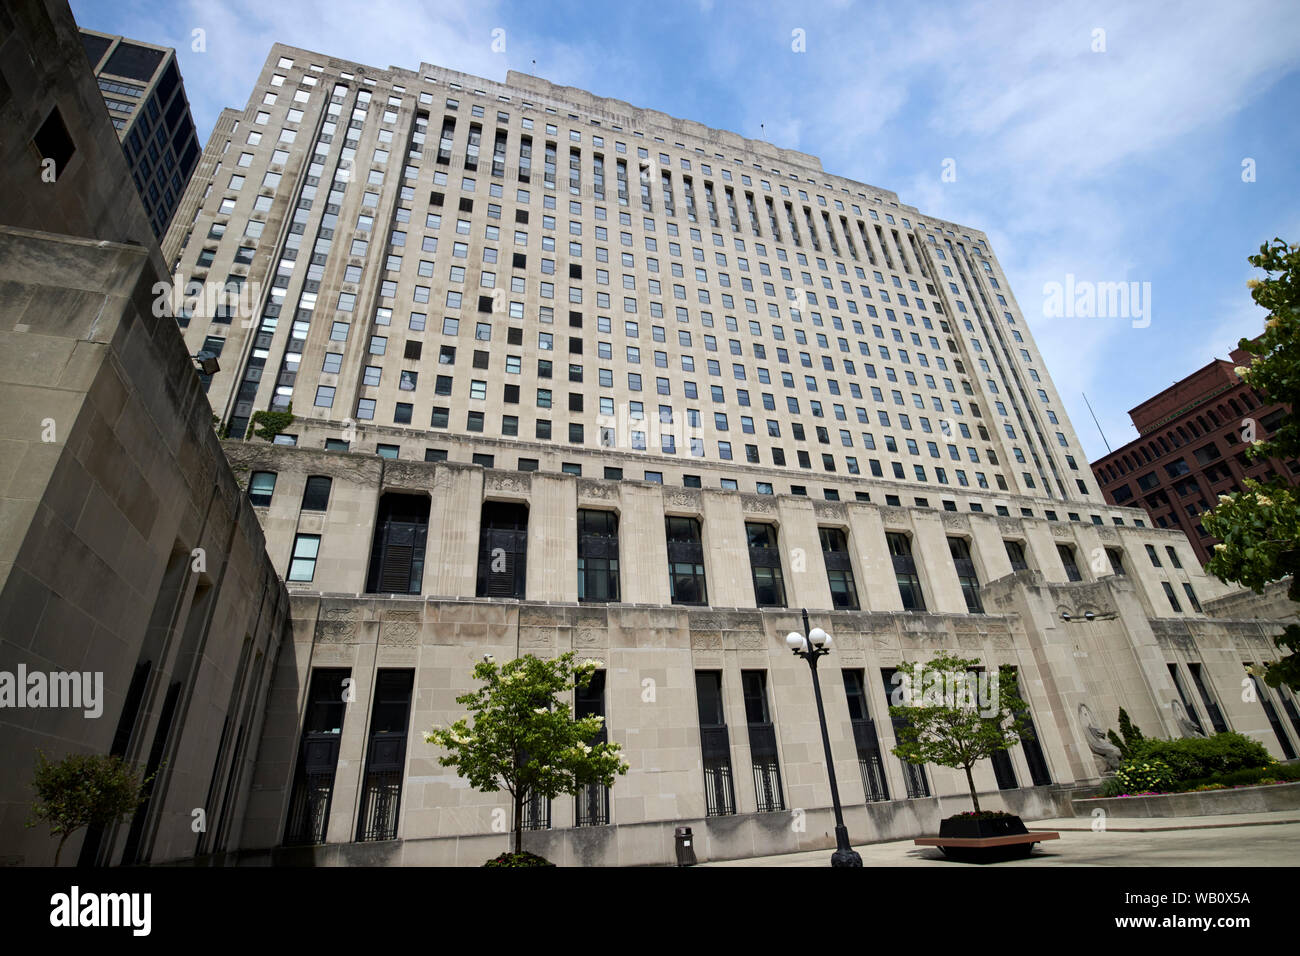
[159,42,1300,865]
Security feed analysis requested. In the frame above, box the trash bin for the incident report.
[674,826,697,866]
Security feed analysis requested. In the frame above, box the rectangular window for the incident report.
[577,510,620,603]
[886,533,925,611]
[666,516,707,605]
[820,526,860,609]
[745,523,786,607]
[695,671,736,816]
[288,534,321,582]
[741,671,784,812]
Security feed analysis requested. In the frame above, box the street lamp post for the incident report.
[787,607,862,868]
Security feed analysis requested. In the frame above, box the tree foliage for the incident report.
[1203,238,1300,691]
[1108,707,1146,759]
[887,653,1031,812]
[27,751,150,865]
[425,652,628,856]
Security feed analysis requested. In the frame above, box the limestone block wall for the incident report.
[0,228,290,865]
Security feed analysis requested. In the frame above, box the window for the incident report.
[287,534,321,582]
[477,502,528,598]
[301,476,332,512]
[746,523,786,607]
[886,533,925,611]
[1058,544,1083,582]
[578,510,620,602]
[1005,540,1028,571]
[1162,581,1182,613]
[666,516,708,605]
[741,671,784,812]
[695,671,736,816]
[820,527,860,609]
[948,537,982,614]
[365,493,431,595]
[248,471,276,507]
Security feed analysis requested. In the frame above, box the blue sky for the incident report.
[71,0,1300,461]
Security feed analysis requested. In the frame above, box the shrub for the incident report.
[1170,761,1300,792]
[1115,759,1176,794]
[1127,732,1273,783]
[484,851,555,868]
[1097,775,1128,797]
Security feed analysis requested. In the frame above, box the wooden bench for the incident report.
[914,831,1059,861]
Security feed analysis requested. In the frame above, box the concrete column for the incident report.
[427,464,483,598]
[1024,521,1064,583]
[910,511,966,614]
[776,496,833,611]
[700,491,751,607]
[969,515,1013,582]
[525,473,577,602]
[848,505,902,611]
[619,483,670,605]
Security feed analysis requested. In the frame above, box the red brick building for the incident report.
[1091,342,1296,565]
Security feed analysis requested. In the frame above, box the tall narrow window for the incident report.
[842,669,889,801]
[881,668,930,797]
[887,533,925,611]
[745,522,786,607]
[1245,666,1297,759]
[577,509,620,602]
[1167,663,1206,735]
[819,526,859,609]
[366,493,430,594]
[974,667,1016,789]
[1004,539,1029,571]
[301,475,332,511]
[575,670,610,826]
[1057,544,1083,582]
[1005,667,1052,785]
[742,671,784,812]
[1188,663,1228,734]
[695,671,735,815]
[1106,548,1126,576]
[357,670,414,841]
[1162,581,1182,612]
[948,537,983,613]
[288,534,321,582]
[285,668,350,845]
[476,501,528,598]
[666,516,707,605]
[248,471,276,507]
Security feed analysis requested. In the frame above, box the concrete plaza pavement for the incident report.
[697,812,1300,866]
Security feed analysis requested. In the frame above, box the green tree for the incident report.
[27,751,151,865]
[425,652,629,858]
[888,654,1032,812]
[1203,238,1300,692]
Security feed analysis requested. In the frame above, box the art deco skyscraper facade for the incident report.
[157,44,1296,865]
[167,45,1097,506]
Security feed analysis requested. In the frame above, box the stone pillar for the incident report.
[525,472,577,602]
[427,464,483,598]
[619,483,670,605]
[699,491,751,607]
[777,496,833,611]
[848,505,902,612]
[911,510,966,614]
